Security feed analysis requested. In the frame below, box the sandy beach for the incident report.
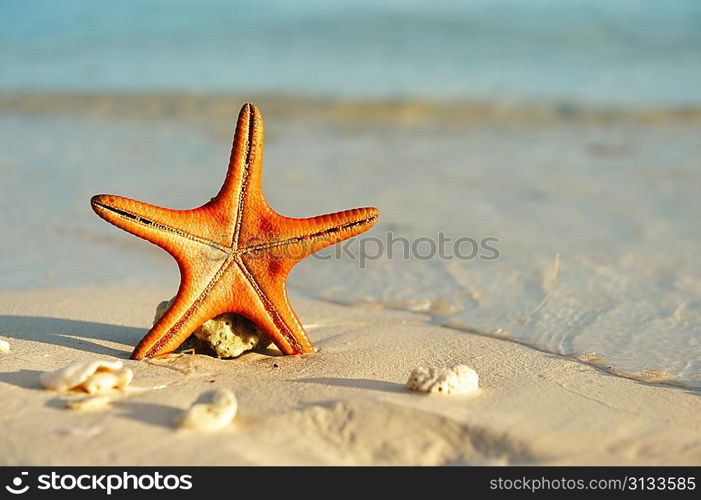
[1,287,699,465]
[3,1,701,473]
[1,91,700,465]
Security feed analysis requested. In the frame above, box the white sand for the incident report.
[0,287,698,465]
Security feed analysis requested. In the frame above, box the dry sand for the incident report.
[0,287,698,465]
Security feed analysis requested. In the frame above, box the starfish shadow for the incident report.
[292,377,405,393]
[0,315,143,358]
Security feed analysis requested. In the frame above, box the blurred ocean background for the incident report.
[1,0,700,388]
[2,0,701,107]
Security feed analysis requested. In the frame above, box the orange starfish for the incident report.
[91,103,379,359]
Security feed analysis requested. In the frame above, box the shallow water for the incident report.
[0,97,699,389]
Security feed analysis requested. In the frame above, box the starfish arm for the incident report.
[241,206,380,262]
[233,206,379,355]
[237,255,314,354]
[131,253,233,359]
[228,103,380,257]
[91,194,229,250]
[208,102,265,246]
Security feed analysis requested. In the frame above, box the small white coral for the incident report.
[406,365,479,395]
[0,339,9,354]
[40,360,133,394]
[155,298,268,358]
[179,389,238,431]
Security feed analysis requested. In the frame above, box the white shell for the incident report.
[40,360,133,394]
[406,365,479,395]
[178,389,238,431]
[0,339,9,354]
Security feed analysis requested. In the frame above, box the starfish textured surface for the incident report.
[91,103,379,359]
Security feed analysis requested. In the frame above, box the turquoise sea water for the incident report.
[2,0,701,107]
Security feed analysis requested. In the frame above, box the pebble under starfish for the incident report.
[91,103,379,359]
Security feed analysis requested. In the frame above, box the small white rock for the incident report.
[406,365,479,395]
[0,339,10,354]
[40,360,133,394]
[178,389,238,431]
